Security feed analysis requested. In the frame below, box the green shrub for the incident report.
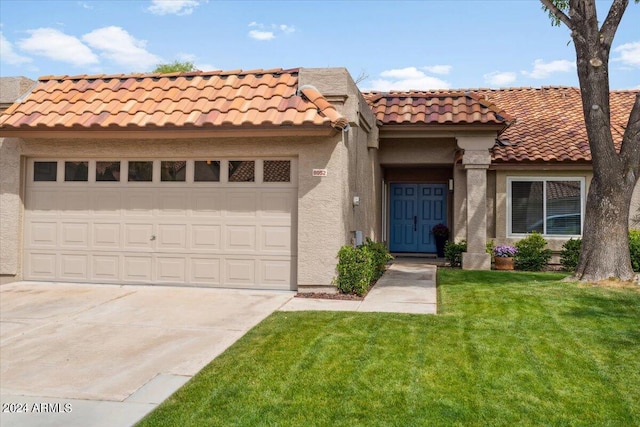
[444,240,467,268]
[629,230,640,272]
[557,231,639,273]
[486,239,495,255]
[334,240,392,296]
[514,232,552,271]
[364,238,394,280]
[560,238,582,272]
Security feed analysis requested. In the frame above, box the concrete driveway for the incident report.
[0,281,293,427]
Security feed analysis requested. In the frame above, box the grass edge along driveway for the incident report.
[138,270,640,427]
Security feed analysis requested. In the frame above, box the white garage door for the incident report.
[23,158,297,290]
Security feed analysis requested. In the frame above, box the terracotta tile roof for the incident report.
[476,87,638,162]
[363,91,513,126]
[0,68,347,132]
[365,87,637,163]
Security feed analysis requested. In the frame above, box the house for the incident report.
[0,68,637,290]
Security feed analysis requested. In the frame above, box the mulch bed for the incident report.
[294,292,364,300]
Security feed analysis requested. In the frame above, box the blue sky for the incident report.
[1,0,638,90]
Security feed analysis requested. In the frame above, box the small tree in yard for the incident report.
[541,0,640,282]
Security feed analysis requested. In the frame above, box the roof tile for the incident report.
[364,87,637,163]
[0,68,346,132]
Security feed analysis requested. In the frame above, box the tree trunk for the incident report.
[575,175,635,281]
[564,0,640,282]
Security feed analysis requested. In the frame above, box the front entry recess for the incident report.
[389,183,447,253]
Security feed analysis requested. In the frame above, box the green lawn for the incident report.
[138,270,640,427]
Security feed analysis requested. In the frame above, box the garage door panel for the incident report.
[124,224,154,249]
[227,191,257,217]
[156,256,186,283]
[25,158,296,289]
[26,253,57,278]
[260,260,292,286]
[225,259,256,284]
[27,190,59,214]
[59,253,89,280]
[192,191,222,217]
[156,224,187,249]
[61,223,89,248]
[27,222,58,247]
[92,255,120,281]
[92,191,121,216]
[62,191,90,215]
[191,225,221,250]
[157,191,188,216]
[261,226,291,253]
[123,256,152,282]
[261,191,294,217]
[226,226,256,251]
[93,223,121,248]
[123,192,153,216]
[190,258,221,285]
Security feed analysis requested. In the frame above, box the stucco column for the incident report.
[0,138,23,283]
[457,135,495,270]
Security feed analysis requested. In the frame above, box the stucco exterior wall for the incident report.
[0,138,24,283]
[378,138,456,165]
[1,135,355,289]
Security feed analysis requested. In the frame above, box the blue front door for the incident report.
[389,183,447,253]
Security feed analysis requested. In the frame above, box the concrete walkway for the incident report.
[280,261,437,314]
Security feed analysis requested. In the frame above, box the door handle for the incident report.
[414,216,417,232]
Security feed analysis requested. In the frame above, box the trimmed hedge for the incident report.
[334,239,393,296]
[514,232,552,271]
[560,238,582,272]
[444,240,467,268]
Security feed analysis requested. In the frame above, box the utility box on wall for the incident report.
[354,230,363,246]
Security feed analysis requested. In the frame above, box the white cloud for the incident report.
[249,30,275,41]
[82,26,161,70]
[148,0,201,15]
[422,65,451,75]
[0,32,32,65]
[17,28,98,66]
[483,71,517,86]
[365,67,450,91]
[614,41,640,67]
[279,24,295,34]
[77,1,93,9]
[522,59,575,79]
[247,22,295,40]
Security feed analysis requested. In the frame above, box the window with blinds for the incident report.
[508,178,583,236]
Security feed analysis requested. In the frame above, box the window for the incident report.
[228,161,255,182]
[264,160,291,182]
[194,160,220,182]
[128,161,153,182]
[509,178,583,236]
[33,161,57,181]
[65,161,88,181]
[96,161,121,182]
[161,161,186,182]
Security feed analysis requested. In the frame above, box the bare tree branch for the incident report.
[540,0,573,28]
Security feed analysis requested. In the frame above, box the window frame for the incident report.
[507,176,585,238]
